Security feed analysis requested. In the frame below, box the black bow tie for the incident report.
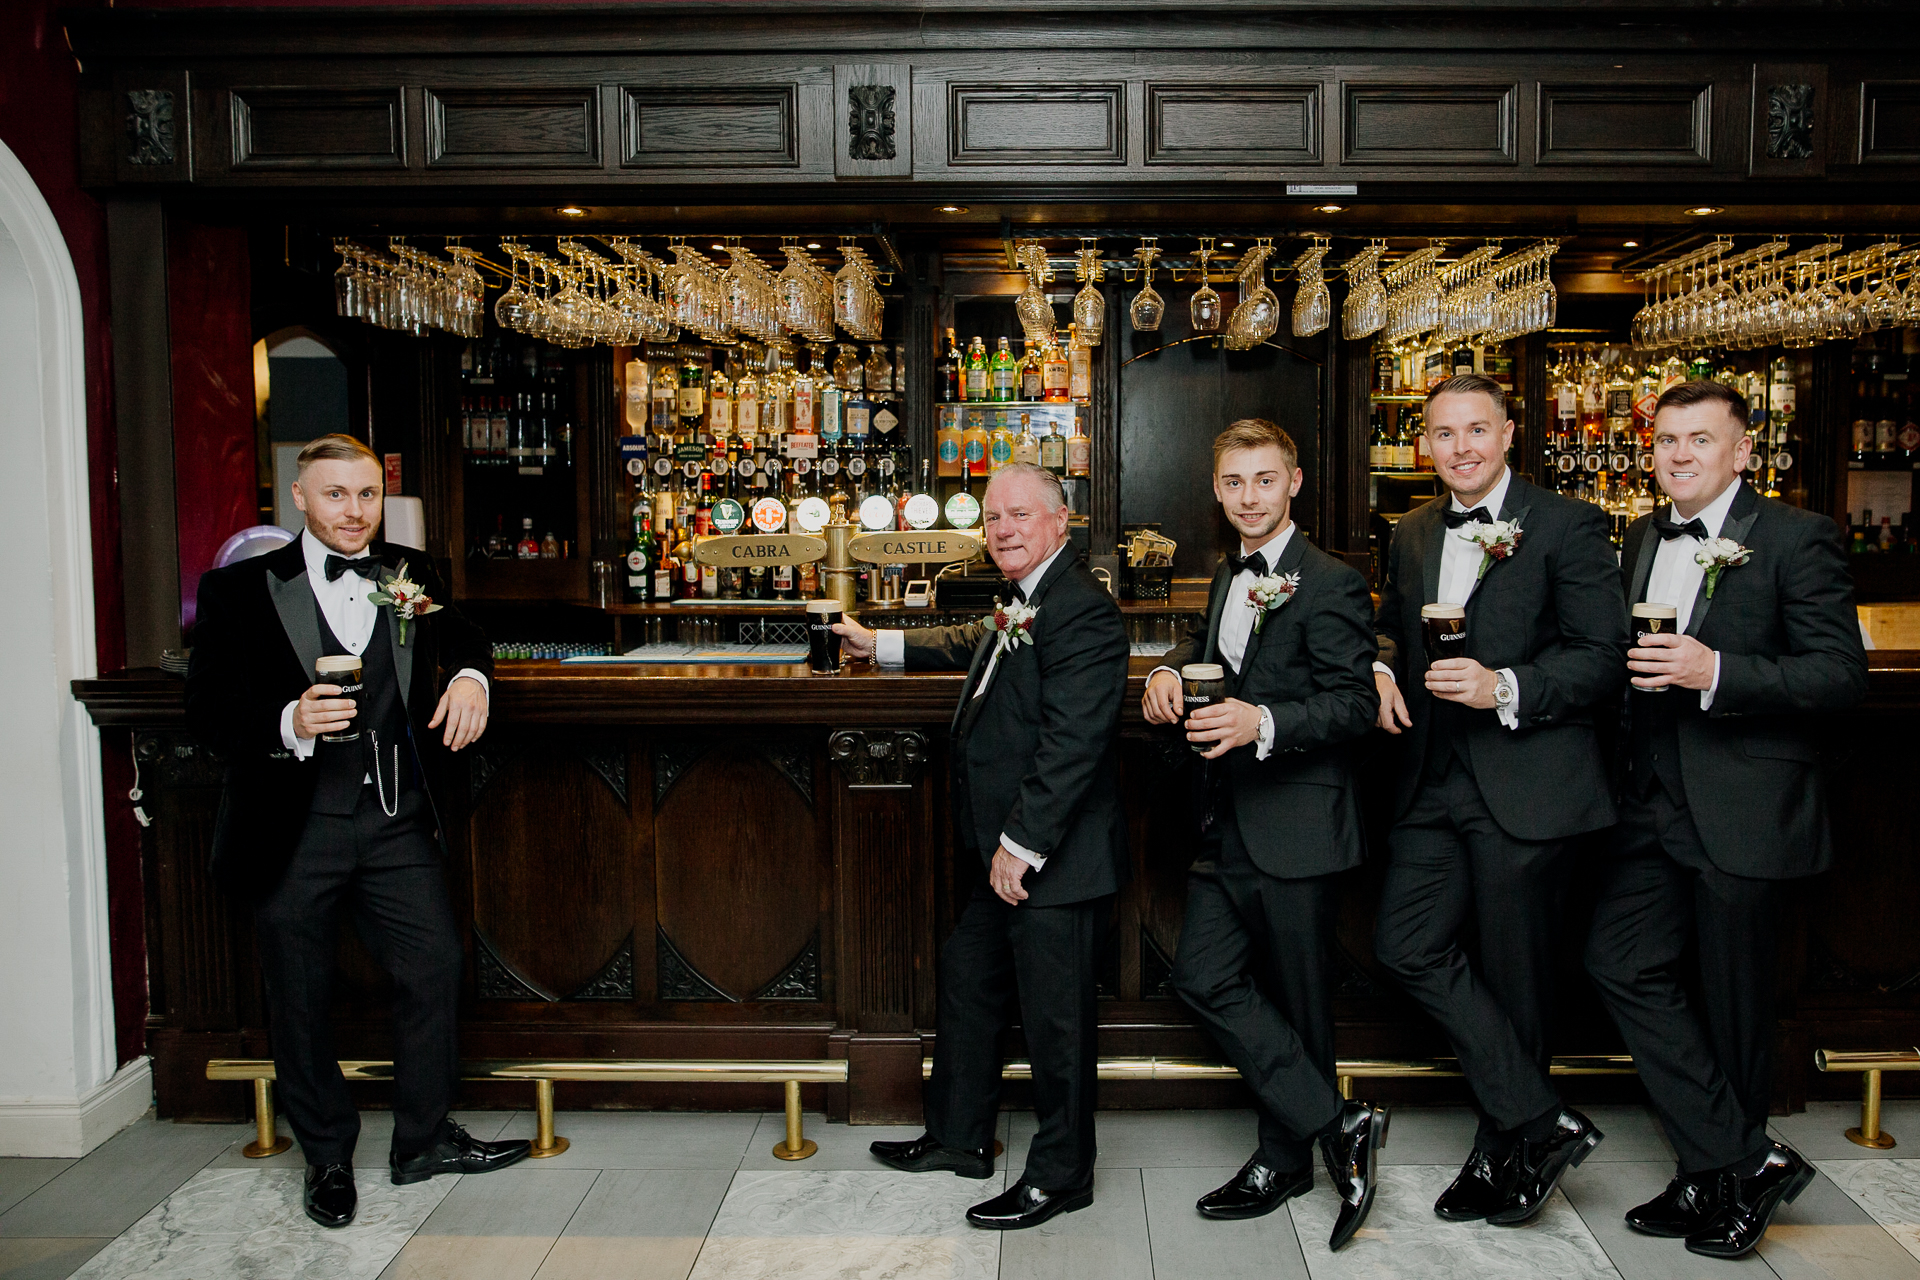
[1011,583,1028,604]
[1443,506,1494,529]
[324,553,385,583]
[1653,513,1711,542]
[1227,549,1268,577]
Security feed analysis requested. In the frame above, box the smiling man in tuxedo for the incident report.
[834,463,1129,1230]
[1142,419,1388,1250]
[1371,375,1628,1227]
[1584,380,1867,1259]
[186,434,528,1230]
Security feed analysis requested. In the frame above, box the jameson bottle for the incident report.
[938,328,961,403]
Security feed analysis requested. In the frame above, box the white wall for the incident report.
[0,140,151,1156]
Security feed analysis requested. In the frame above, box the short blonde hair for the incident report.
[296,433,380,474]
[1211,419,1298,473]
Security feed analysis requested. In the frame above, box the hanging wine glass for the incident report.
[1128,241,1164,332]
[1289,239,1331,337]
[1073,241,1106,345]
[494,242,531,330]
[1190,239,1222,334]
[1225,242,1277,350]
[1014,240,1056,346]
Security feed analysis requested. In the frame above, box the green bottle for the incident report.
[965,337,989,402]
[991,336,1017,403]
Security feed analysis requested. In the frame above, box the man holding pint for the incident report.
[834,463,1129,1230]
[1371,374,1627,1225]
[1142,420,1388,1250]
[1584,381,1866,1258]
[187,435,527,1230]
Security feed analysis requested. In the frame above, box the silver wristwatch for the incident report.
[1493,671,1516,707]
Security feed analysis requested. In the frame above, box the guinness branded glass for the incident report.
[314,654,364,742]
[1421,603,1468,665]
[1632,603,1679,693]
[1180,663,1227,754]
[807,599,844,674]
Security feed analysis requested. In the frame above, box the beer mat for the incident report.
[563,644,809,665]
[1129,642,1176,657]
[668,598,809,607]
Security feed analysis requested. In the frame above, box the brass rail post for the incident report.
[529,1078,570,1157]
[242,1078,292,1158]
[772,1079,817,1160]
[1849,1069,1898,1149]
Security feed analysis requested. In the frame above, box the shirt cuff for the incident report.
[1496,667,1520,730]
[1254,705,1276,760]
[1000,832,1047,871]
[451,668,490,700]
[877,629,905,667]
[1373,661,1396,682]
[1701,651,1720,712]
[282,700,315,760]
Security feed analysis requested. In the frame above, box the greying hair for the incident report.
[987,462,1068,511]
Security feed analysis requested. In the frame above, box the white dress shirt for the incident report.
[1148,524,1294,762]
[875,539,1070,872]
[1641,477,1738,709]
[1376,467,1522,730]
[280,529,488,758]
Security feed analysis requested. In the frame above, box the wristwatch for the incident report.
[1493,671,1516,707]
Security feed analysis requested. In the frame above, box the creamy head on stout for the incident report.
[1421,603,1468,664]
[1423,374,1514,508]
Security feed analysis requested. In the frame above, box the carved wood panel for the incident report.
[1750,64,1828,177]
[1342,82,1517,166]
[1537,83,1712,166]
[425,87,600,169]
[946,83,1126,166]
[1145,84,1321,167]
[620,86,799,168]
[225,87,406,169]
[835,64,911,178]
[1856,81,1920,165]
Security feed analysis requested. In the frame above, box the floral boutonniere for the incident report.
[1245,571,1302,634]
[367,560,442,646]
[1694,537,1753,599]
[1461,519,1524,580]
[986,597,1039,651]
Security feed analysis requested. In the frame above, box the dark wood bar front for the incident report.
[74,647,1920,1126]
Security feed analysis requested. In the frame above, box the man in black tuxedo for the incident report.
[835,462,1129,1231]
[1371,374,1627,1225]
[1585,380,1867,1259]
[186,435,527,1229]
[1142,420,1388,1250]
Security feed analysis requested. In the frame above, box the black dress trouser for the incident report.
[1171,813,1344,1174]
[1584,774,1779,1175]
[925,881,1110,1193]
[1373,750,1569,1150]
[254,783,463,1165]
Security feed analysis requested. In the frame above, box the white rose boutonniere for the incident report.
[1694,537,1753,599]
[1462,519,1524,580]
[367,560,443,646]
[987,597,1039,651]
[1245,571,1302,635]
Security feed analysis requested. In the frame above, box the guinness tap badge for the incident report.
[314,655,364,743]
[1632,603,1678,693]
[1421,603,1468,666]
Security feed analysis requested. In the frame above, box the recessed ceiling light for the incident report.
[1623,240,1640,248]
[711,242,726,251]
[555,206,587,217]
[937,205,969,214]
[1315,204,1345,213]
[805,242,822,250]
[1685,206,1723,216]
[1220,241,1236,248]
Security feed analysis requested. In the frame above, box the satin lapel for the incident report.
[950,626,998,736]
[1626,517,1658,606]
[1467,478,1531,611]
[383,596,415,698]
[1201,559,1233,666]
[1234,528,1309,690]
[1687,483,1759,639]
[268,567,324,683]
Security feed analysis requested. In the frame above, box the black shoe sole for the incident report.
[1487,1127,1604,1227]
[967,1188,1093,1230]
[870,1150,994,1179]
[1624,1215,1699,1239]
[390,1149,531,1186]
[1684,1162,1817,1259]
[304,1203,355,1228]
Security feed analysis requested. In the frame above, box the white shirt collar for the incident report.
[1449,466,1513,522]
[1239,521,1295,573]
[302,528,372,580]
[1668,477,1743,540]
[1016,539,1070,600]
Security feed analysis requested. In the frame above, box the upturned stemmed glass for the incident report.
[1129,241,1165,332]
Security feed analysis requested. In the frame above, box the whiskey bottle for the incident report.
[734,368,761,438]
[1013,412,1041,467]
[1068,325,1092,404]
[938,328,961,403]
[651,357,677,436]
[1040,415,1066,475]
[1065,414,1091,479]
[1020,340,1044,402]
[1042,342,1070,403]
[678,349,706,433]
[707,366,733,438]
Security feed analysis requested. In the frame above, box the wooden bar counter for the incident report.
[74,649,1920,1125]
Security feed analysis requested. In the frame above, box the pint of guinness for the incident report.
[314,654,364,742]
[1421,603,1468,665]
[807,599,844,674]
[1180,663,1228,755]
[1631,603,1679,693]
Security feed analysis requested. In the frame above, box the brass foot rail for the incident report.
[207,1057,849,1162]
[1814,1048,1920,1149]
[919,1054,1636,1099]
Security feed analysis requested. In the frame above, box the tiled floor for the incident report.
[5,1102,1920,1280]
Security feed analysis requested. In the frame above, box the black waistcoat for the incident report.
[310,597,412,815]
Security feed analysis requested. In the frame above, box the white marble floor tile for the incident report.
[61,1166,451,1280]
[739,1115,935,1174]
[1370,1106,1481,1167]
[1823,1160,1920,1263]
[688,1169,1006,1280]
[1559,1160,1772,1278]
[206,1109,515,1170]
[0,1237,111,1280]
[0,1164,75,1221]
[1141,1166,1310,1280]
[531,1169,732,1280]
[1574,1105,1678,1164]
[1003,1108,1255,1174]
[1761,1163,1920,1280]
[494,1111,760,1170]
[1288,1163,1621,1280]
[380,1167,599,1280]
[998,1169,1150,1280]
[0,1116,233,1239]
[1774,1103,1920,1163]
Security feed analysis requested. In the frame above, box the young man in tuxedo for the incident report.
[834,463,1129,1230]
[1585,381,1867,1259]
[186,435,528,1229]
[1142,419,1388,1250]
[1372,374,1627,1225]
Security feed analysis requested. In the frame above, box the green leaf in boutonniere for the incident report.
[1694,536,1753,599]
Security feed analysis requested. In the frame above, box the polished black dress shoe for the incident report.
[966,1178,1093,1230]
[1320,1101,1389,1250]
[869,1133,994,1179]
[1434,1147,1515,1222]
[1625,1173,1716,1237]
[1196,1156,1313,1220]
[304,1162,356,1228]
[1685,1145,1815,1259]
[1488,1108,1603,1226]
[389,1120,532,1185]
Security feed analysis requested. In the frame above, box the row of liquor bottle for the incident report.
[621,344,905,442]
[1849,344,1920,468]
[1373,342,1517,395]
[1850,509,1918,555]
[936,328,1093,404]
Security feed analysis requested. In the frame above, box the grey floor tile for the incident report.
[0,1117,231,1239]
[380,1167,599,1280]
[1761,1165,1920,1280]
[1821,1159,1920,1263]
[738,1114,931,1173]
[531,1169,731,1280]
[1373,1105,1481,1167]
[999,1167,1151,1280]
[1774,1103,1920,1163]
[0,1165,74,1220]
[1143,1166,1310,1280]
[205,1109,513,1170]
[0,1238,110,1280]
[1005,1109,1255,1173]
[493,1112,758,1170]
[1561,1159,1771,1278]
[1577,1105,1678,1164]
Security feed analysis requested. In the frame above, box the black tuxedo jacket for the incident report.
[1159,530,1378,879]
[185,539,492,897]
[1618,482,1867,879]
[1375,472,1628,841]
[904,549,1131,908]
